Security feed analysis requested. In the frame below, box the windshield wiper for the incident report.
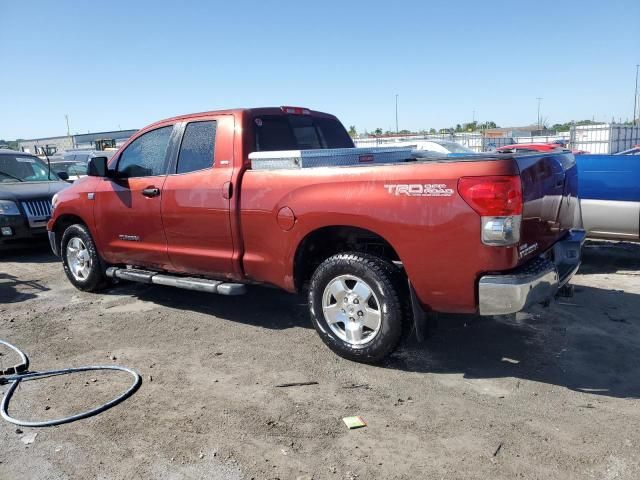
[0,171,24,182]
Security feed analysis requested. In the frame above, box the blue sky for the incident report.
[1,0,639,139]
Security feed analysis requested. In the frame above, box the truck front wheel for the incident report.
[308,252,404,363]
[61,223,108,292]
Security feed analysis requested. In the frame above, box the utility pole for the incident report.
[634,64,639,126]
[65,114,75,148]
[395,94,399,133]
[536,97,543,131]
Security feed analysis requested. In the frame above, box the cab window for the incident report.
[176,121,217,174]
[117,126,173,178]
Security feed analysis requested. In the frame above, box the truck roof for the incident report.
[143,107,339,131]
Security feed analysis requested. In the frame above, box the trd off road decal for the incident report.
[384,184,454,197]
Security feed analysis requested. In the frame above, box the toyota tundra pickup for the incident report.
[47,106,585,363]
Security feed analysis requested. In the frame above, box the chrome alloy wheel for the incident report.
[66,237,92,282]
[322,274,382,346]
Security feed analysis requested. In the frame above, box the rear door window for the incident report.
[175,121,217,174]
[117,126,173,178]
[254,115,353,152]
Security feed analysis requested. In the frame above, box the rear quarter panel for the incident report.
[240,159,520,313]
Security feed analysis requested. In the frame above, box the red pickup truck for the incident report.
[48,107,585,363]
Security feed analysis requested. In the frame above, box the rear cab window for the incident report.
[253,113,354,152]
[175,121,217,174]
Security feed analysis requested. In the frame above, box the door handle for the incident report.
[142,187,160,198]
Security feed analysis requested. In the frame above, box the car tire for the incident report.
[61,223,108,292]
[309,252,405,363]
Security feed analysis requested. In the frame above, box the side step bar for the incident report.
[106,267,246,296]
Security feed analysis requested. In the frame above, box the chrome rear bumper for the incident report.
[478,230,586,316]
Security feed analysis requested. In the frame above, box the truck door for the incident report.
[161,115,235,276]
[94,125,174,270]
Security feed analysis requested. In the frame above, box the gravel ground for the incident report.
[0,240,639,479]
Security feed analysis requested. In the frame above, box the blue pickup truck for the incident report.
[497,143,639,241]
[578,153,640,241]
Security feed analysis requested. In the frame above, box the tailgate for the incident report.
[515,151,581,261]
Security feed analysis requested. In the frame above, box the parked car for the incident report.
[62,149,116,163]
[616,144,640,155]
[496,143,588,155]
[577,154,640,241]
[51,160,88,182]
[390,139,476,156]
[0,149,69,248]
[51,150,116,182]
[48,107,584,363]
[497,143,639,241]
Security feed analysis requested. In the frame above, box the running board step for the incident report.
[106,267,246,295]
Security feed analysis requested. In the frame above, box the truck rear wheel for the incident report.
[308,252,404,363]
[61,224,108,292]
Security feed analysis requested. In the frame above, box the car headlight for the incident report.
[51,193,59,212]
[0,200,20,215]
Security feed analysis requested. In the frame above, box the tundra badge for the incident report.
[118,235,140,242]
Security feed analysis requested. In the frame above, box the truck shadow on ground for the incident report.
[0,248,54,303]
[0,243,57,264]
[108,282,313,330]
[114,278,640,400]
[0,272,49,303]
[579,240,640,274]
[388,284,640,399]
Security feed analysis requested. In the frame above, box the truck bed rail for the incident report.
[249,147,413,170]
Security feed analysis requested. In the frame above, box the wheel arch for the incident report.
[292,225,402,293]
[51,214,88,254]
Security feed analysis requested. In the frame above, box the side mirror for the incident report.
[57,171,70,181]
[88,156,109,177]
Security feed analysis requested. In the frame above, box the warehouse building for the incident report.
[18,129,138,156]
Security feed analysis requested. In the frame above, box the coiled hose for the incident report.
[0,339,142,427]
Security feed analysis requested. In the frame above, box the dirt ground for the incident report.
[1,240,639,480]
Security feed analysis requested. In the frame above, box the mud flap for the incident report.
[409,281,429,342]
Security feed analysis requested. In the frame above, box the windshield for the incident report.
[0,154,52,182]
[253,114,354,152]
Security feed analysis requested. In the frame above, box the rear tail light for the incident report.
[458,175,523,246]
[458,176,522,216]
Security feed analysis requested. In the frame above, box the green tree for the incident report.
[463,121,478,132]
[347,125,358,138]
[475,121,498,130]
[552,119,600,132]
[373,128,383,135]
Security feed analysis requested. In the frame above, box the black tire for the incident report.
[309,252,405,363]
[60,223,108,292]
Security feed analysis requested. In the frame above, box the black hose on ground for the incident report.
[0,339,142,427]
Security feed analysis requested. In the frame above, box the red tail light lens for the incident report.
[458,175,522,216]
